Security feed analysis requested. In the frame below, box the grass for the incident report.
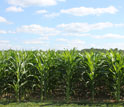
[0,101,124,107]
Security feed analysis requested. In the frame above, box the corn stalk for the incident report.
[9,51,30,102]
[34,50,56,101]
[83,51,103,102]
[107,50,124,102]
[60,49,79,102]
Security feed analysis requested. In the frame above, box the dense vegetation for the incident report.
[0,48,124,102]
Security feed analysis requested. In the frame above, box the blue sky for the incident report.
[0,0,124,50]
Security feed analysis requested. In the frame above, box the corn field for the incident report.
[0,49,124,102]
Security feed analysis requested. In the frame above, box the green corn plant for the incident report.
[34,50,46,101]
[0,51,8,97]
[106,50,124,102]
[0,51,14,100]
[0,51,5,96]
[8,51,31,102]
[60,49,79,102]
[82,51,103,102]
[34,50,57,101]
[1,49,124,102]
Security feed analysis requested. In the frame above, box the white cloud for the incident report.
[24,37,49,50]
[60,6,118,16]
[56,38,86,50]
[57,22,123,33]
[93,43,124,50]
[0,30,7,34]
[35,10,59,18]
[14,22,124,38]
[114,24,124,27]
[44,13,60,18]
[35,9,60,18]
[8,0,66,7]
[36,10,48,14]
[24,36,49,45]
[7,30,16,34]
[0,40,28,50]
[0,16,7,23]
[56,38,68,42]
[105,43,124,50]
[0,40,12,50]
[0,16,12,24]
[0,30,16,34]
[16,24,60,36]
[94,33,124,39]
[58,0,66,2]
[24,40,47,45]
[0,40,9,44]
[6,6,24,12]
[61,33,91,37]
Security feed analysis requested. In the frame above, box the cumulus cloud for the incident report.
[56,38,68,42]
[44,13,60,18]
[0,30,16,34]
[0,40,9,44]
[10,22,124,38]
[24,36,49,45]
[92,43,124,50]
[0,40,12,50]
[0,30,7,34]
[60,6,118,16]
[35,9,59,18]
[94,34,124,39]
[61,33,91,37]
[24,36,49,50]
[1,22,124,37]
[56,38,86,50]
[7,30,16,34]
[6,6,24,12]
[16,24,60,36]
[8,0,66,7]
[58,0,66,2]
[36,10,48,14]
[0,16,12,24]
[0,16,7,23]
[57,22,124,33]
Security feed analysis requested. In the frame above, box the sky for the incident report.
[0,0,124,50]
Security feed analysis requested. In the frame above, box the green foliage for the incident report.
[106,50,124,101]
[0,49,124,102]
[7,51,32,102]
[59,49,80,102]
